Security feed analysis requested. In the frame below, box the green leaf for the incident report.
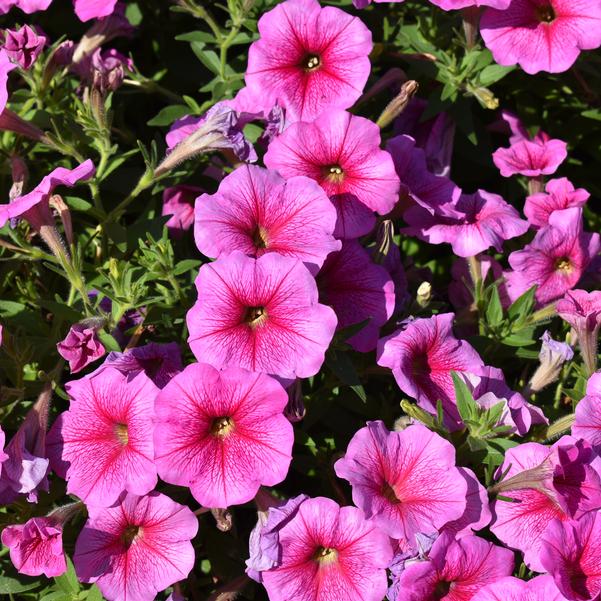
[0,575,40,595]
[479,64,515,86]
[191,43,221,75]
[54,556,80,595]
[97,331,121,353]
[147,105,190,127]
[451,371,475,422]
[175,30,214,43]
[325,350,366,402]
[64,196,93,212]
[173,259,202,276]
[485,285,503,327]
[507,286,537,321]
[85,585,104,601]
[502,328,536,347]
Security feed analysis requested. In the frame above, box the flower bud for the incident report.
[527,331,574,394]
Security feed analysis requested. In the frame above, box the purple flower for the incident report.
[57,322,106,374]
[162,185,201,238]
[3,25,47,70]
[90,48,132,93]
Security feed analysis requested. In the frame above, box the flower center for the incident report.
[244,306,267,328]
[382,482,401,504]
[114,423,129,445]
[121,524,141,547]
[323,164,344,183]
[555,257,573,273]
[434,581,452,599]
[251,225,269,249]
[211,416,234,437]
[535,4,555,23]
[314,546,338,565]
[304,54,321,71]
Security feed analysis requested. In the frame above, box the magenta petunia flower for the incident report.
[1,517,66,577]
[334,421,468,542]
[154,363,293,508]
[474,575,570,601]
[558,290,601,376]
[404,190,529,258]
[377,313,484,429]
[506,208,600,306]
[432,0,511,8]
[572,372,601,452]
[3,25,47,70]
[388,532,514,601]
[493,137,567,178]
[47,368,158,507]
[57,322,106,374]
[194,165,340,273]
[260,496,393,601]
[74,0,118,21]
[0,160,95,231]
[0,49,17,114]
[481,0,601,75]
[525,178,590,229]
[186,251,337,379]
[246,0,372,122]
[264,109,400,239]
[162,185,201,238]
[316,240,395,352]
[0,425,6,471]
[74,491,198,601]
[92,342,183,389]
[490,437,601,571]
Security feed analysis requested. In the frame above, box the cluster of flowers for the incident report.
[0,0,600,600]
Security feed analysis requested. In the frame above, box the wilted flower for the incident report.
[57,321,106,373]
[525,178,590,229]
[186,251,337,380]
[246,0,372,122]
[154,363,294,508]
[74,492,197,601]
[91,48,132,93]
[265,109,400,239]
[3,25,46,69]
[47,368,158,507]
[162,185,201,238]
[334,421,468,542]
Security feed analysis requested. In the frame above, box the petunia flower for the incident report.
[526,331,574,394]
[0,425,7,471]
[388,532,514,601]
[194,165,340,274]
[334,421,468,542]
[377,313,484,430]
[0,0,117,20]
[162,185,201,238]
[558,289,601,376]
[505,208,600,306]
[316,240,395,352]
[541,513,601,601]
[492,137,567,178]
[490,436,601,571]
[91,342,183,389]
[259,496,393,601]
[154,363,294,508]
[46,368,158,507]
[57,322,106,374]
[3,25,47,70]
[74,491,198,601]
[525,178,590,229]
[265,109,400,239]
[572,372,601,452]
[246,0,372,122]
[473,575,570,601]
[2,517,66,577]
[404,190,529,258]
[186,251,337,380]
[481,0,601,75]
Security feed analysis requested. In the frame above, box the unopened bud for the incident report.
[526,331,574,394]
[376,80,419,129]
[416,282,432,308]
[211,507,233,532]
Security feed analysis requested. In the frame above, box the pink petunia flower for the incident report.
[492,137,567,178]
[481,0,601,75]
[246,0,372,122]
[74,0,118,21]
[506,208,600,306]
[0,425,7,471]
[1,517,66,577]
[0,160,95,231]
[388,532,514,601]
[74,491,198,601]
[404,190,529,258]
[334,421,468,542]
[186,251,337,379]
[264,109,400,239]
[57,322,106,374]
[259,496,393,601]
[194,165,340,273]
[46,368,158,507]
[541,514,601,601]
[572,372,601,452]
[316,240,395,352]
[558,290,601,376]
[490,436,601,572]
[473,575,571,601]
[154,363,294,508]
[432,0,512,8]
[525,178,590,229]
[162,185,201,238]
[3,25,47,70]
[0,49,17,113]
[377,313,484,429]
